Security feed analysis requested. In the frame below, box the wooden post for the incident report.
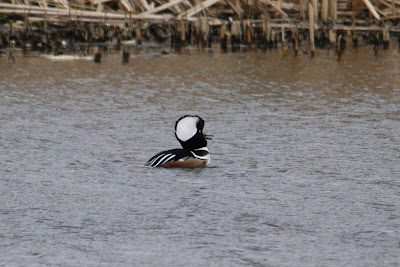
[245,20,251,45]
[271,29,277,48]
[281,24,287,56]
[352,10,358,47]
[220,21,226,39]
[300,0,308,21]
[329,0,337,20]
[264,20,271,47]
[168,23,174,48]
[220,21,227,51]
[321,0,328,21]
[200,20,208,45]
[383,23,390,49]
[313,0,318,21]
[336,35,341,61]
[122,46,130,63]
[231,21,241,49]
[44,10,47,33]
[136,27,141,44]
[186,23,192,46]
[293,27,299,56]
[231,21,237,38]
[207,24,212,48]
[94,46,101,63]
[179,21,185,43]
[266,21,270,43]
[230,21,236,51]
[329,29,335,45]
[193,21,199,46]
[372,32,379,55]
[309,0,316,55]
[238,21,243,42]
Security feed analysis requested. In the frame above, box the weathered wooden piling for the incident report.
[383,24,390,49]
[136,27,142,44]
[281,24,287,56]
[262,21,271,49]
[230,21,241,51]
[94,51,101,63]
[122,46,130,63]
[335,32,346,61]
[200,20,209,47]
[352,33,358,47]
[179,21,185,43]
[329,30,336,46]
[292,28,299,56]
[321,0,328,21]
[309,0,316,56]
[220,21,227,51]
[371,32,379,55]
[244,20,252,45]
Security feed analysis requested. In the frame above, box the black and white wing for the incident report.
[145,149,193,167]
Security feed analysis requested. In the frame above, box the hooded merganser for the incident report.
[145,115,212,168]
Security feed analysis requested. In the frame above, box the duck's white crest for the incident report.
[175,116,199,142]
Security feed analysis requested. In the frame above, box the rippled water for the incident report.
[1,46,400,266]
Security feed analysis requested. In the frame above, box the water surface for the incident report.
[1,46,400,266]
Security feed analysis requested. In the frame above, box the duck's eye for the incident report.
[198,130,201,133]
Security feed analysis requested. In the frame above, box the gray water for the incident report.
[1,46,400,266]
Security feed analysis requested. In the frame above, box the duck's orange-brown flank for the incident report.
[161,158,207,168]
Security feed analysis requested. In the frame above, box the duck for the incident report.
[145,115,211,168]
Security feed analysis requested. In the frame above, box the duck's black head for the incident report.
[175,115,211,150]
